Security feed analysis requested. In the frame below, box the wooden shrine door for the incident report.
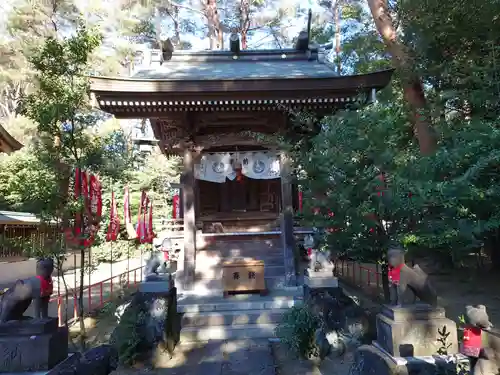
[227,177,248,211]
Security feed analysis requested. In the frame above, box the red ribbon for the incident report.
[461,326,482,357]
[388,264,403,285]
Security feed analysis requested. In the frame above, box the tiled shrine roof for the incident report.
[0,123,22,153]
[131,49,342,81]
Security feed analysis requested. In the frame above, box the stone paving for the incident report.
[272,342,355,375]
[112,339,276,375]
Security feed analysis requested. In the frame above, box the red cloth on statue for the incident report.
[36,275,53,297]
[388,264,403,285]
[462,326,482,357]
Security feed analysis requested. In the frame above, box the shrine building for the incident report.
[90,36,393,292]
[0,123,22,154]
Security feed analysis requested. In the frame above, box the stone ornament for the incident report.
[464,304,500,375]
[387,246,438,306]
[0,257,54,322]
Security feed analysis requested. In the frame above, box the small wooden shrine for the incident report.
[90,36,394,290]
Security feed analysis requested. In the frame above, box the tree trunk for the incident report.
[485,232,500,271]
[240,0,250,49]
[205,0,223,50]
[381,262,390,303]
[334,3,341,74]
[366,0,437,155]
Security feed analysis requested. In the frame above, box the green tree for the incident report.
[17,22,134,349]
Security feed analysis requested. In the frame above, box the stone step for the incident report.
[178,296,300,313]
[180,323,278,342]
[177,290,302,313]
[181,308,288,327]
[195,265,286,279]
[198,251,284,261]
[195,255,285,272]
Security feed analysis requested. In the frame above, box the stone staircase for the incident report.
[177,287,303,342]
[194,237,287,290]
[176,237,302,342]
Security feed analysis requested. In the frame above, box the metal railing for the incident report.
[333,258,383,298]
[53,266,143,326]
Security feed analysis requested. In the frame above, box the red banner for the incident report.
[145,198,155,244]
[89,174,103,220]
[136,190,148,243]
[106,191,120,242]
[172,194,179,219]
[298,191,303,212]
[64,170,102,248]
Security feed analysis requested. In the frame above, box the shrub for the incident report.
[109,299,149,366]
[274,304,321,359]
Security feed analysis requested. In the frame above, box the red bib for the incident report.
[36,276,53,297]
[461,326,482,357]
[388,264,403,285]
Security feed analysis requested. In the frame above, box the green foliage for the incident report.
[274,304,321,359]
[290,0,500,272]
[110,301,149,366]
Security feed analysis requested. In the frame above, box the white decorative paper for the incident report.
[194,151,281,183]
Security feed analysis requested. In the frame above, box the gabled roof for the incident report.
[0,123,22,153]
[89,48,394,119]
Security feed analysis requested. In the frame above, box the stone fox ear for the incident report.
[478,305,487,311]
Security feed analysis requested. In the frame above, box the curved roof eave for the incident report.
[0,123,23,152]
[90,69,395,95]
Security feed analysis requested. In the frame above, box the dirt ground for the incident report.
[429,271,500,326]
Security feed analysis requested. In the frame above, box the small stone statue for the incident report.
[0,258,54,322]
[305,234,334,273]
[387,247,437,306]
[144,251,168,281]
[464,305,500,375]
[466,305,493,330]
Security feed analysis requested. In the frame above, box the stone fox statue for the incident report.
[0,258,54,322]
[387,247,438,306]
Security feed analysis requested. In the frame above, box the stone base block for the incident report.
[0,319,68,372]
[351,344,470,375]
[304,272,338,288]
[351,344,408,375]
[376,304,458,357]
[139,276,172,294]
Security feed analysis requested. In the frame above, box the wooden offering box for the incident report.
[222,258,267,296]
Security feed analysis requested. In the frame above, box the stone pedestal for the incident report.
[351,344,470,375]
[375,304,458,357]
[304,269,338,288]
[139,273,172,293]
[0,318,68,373]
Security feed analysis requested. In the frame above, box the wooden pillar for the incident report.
[194,178,200,221]
[280,152,296,286]
[181,148,197,291]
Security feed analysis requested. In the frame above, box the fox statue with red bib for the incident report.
[0,258,54,322]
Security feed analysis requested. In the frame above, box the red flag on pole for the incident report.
[136,190,148,243]
[172,194,179,219]
[145,198,155,244]
[106,191,120,242]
